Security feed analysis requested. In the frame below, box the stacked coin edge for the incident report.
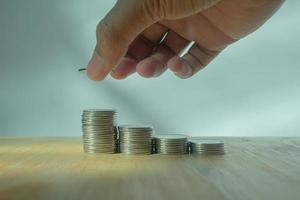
[190,139,225,155]
[119,125,153,155]
[154,134,189,155]
[81,110,225,155]
[82,109,117,154]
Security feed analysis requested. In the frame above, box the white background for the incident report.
[0,0,299,136]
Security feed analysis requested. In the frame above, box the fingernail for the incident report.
[110,68,123,80]
[86,52,107,81]
[185,65,193,77]
[153,66,162,77]
[175,64,193,79]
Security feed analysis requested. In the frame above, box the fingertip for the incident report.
[110,57,137,80]
[167,56,193,79]
[167,56,182,72]
[136,58,163,78]
[110,71,126,80]
[86,51,109,81]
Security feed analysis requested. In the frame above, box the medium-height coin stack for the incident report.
[119,125,153,155]
[81,109,117,154]
[190,139,225,155]
[155,134,188,155]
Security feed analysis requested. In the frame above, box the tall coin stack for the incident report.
[190,139,225,155]
[119,125,153,155]
[82,109,117,154]
[155,134,188,155]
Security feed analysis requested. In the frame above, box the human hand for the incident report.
[86,0,284,81]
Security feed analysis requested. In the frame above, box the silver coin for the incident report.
[118,124,153,155]
[82,109,117,154]
[190,139,225,155]
[155,134,188,139]
[154,134,188,155]
[118,124,153,129]
[190,139,223,145]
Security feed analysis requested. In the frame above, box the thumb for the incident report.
[86,0,155,81]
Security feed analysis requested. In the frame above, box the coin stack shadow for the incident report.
[82,109,117,154]
[155,134,188,155]
[190,139,225,155]
[119,125,153,155]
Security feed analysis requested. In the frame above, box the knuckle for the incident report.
[96,20,115,45]
[142,0,170,20]
[95,19,122,56]
[188,0,219,9]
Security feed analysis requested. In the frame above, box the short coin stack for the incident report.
[82,109,117,154]
[155,134,188,155]
[190,139,225,155]
[119,125,153,155]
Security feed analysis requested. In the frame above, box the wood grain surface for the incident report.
[0,137,300,200]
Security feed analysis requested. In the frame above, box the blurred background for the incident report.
[0,0,299,137]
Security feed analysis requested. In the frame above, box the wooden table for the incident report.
[0,137,299,200]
